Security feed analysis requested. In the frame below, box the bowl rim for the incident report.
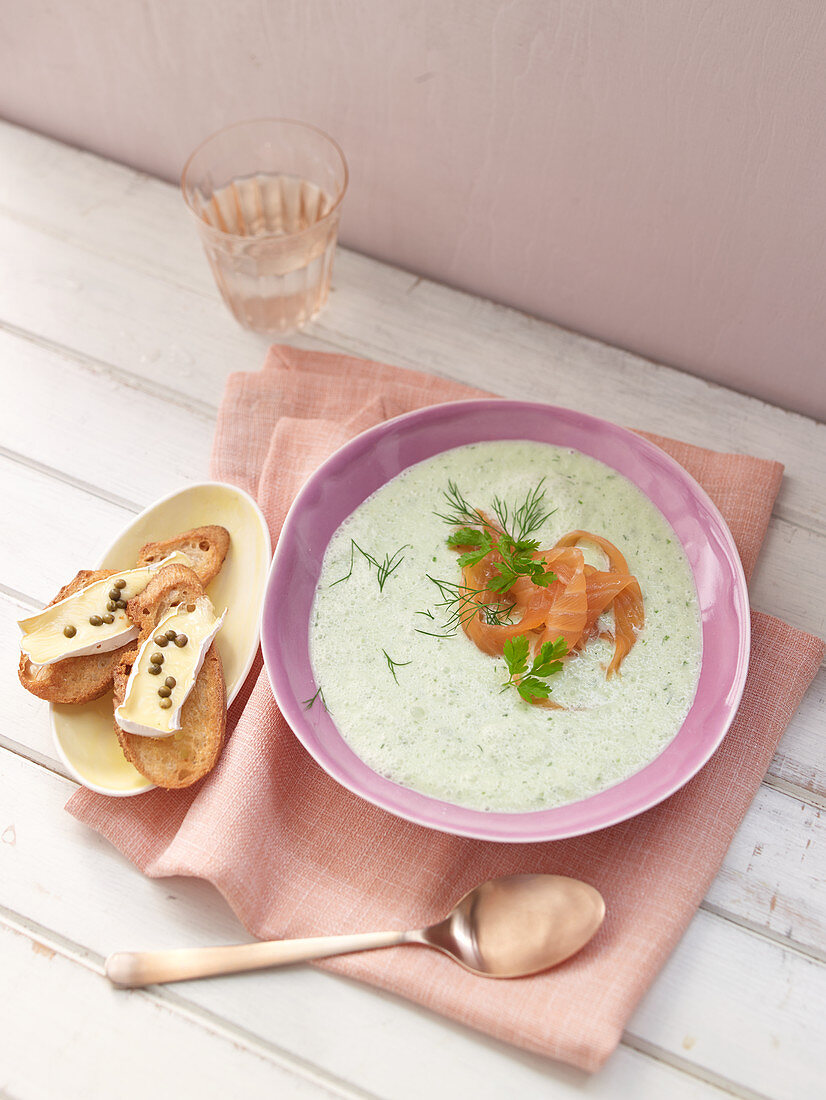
[261,398,750,841]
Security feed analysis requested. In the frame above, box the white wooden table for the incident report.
[0,119,824,1100]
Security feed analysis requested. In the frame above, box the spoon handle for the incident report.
[106,929,410,988]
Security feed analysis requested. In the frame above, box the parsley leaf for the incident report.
[517,677,551,703]
[531,636,567,678]
[446,527,485,548]
[502,633,568,704]
[503,634,530,677]
[487,538,556,593]
[488,560,519,593]
[447,527,495,568]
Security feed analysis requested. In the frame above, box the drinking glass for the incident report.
[181,118,348,333]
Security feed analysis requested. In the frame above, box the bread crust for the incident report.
[113,565,227,788]
[17,525,230,705]
[18,569,121,704]
[136,525,230,587]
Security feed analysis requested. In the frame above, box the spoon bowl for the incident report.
[417,874,606,978]
[105,874,605,987]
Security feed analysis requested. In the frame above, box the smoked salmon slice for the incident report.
[553,530,645,675]
[533,549,588,654]
[448,521,644,688]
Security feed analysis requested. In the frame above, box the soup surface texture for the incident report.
[309,441,702,812]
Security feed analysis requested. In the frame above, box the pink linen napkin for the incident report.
[68,346,824,1072]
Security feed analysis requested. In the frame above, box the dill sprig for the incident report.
[302,686,327,711]
[436,478,553,543]
[433,480,488,528]
[417,574,516,638]
[491,478,552,542]
[438,479,557,595]
[330,539,410,592]
[419,480,557,639]
[382,649,412,683]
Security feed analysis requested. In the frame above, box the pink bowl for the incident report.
[261,400,750,841]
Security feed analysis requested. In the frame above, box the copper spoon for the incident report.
[106,874,605,988]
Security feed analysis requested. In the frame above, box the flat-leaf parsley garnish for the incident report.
[502,634,567,703]
[418,480,557,636]
[440,480,557,595]
[415,480,646,701]
[445,527,494,568]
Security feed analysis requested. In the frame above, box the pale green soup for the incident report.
[309,441,702,812]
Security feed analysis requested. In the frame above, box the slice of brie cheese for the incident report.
[18,551,192,665]
[114,598,225,738]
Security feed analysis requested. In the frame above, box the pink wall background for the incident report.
[1,0,824,421]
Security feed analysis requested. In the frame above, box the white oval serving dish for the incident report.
[51,481,272,796]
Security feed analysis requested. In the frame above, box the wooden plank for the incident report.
[1,119,823,1099]
[2,453,825,823]
[3,316,826,643]
[0,591,55,767]
[770,665,826,801]
[0,215,276,410]
[0,747,811,1099]
[4,599,824,962]
[628,909,826,1100]
[703,783,826,956]
[751,519,826,638]
[0,923,731,1100]
[0,455,135,605]
[0,120,242,295]
[0,918,351,1100]
[0,328,214,506]
[0,121,822,538]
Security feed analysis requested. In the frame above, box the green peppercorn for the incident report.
[63,624,77,638]
[159,698,172,709]
[174,633,188,648]
[89,614,102,626]
[108,588,120,602]
[149,652,164,666]
[102,613,114,624]
[147,665,162,675]
[114,578,127,590]
[106,600,117,611]
[165,676,176,689]
[165,629,177,640]
[153,634,168,647]
[158,685,171,698]
[116,599,127,609]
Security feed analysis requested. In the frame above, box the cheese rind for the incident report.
[18,552,192,666]
[114,598,225,739]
